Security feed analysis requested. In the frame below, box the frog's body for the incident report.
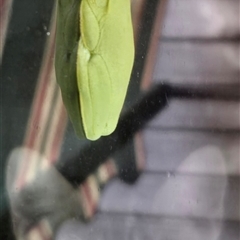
[55,0,135,140]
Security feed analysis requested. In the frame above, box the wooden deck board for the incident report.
[162,0,240,38]
[153,42,240,84]
[57,215,240,240]
[143,130,240,175]
[147,99,240,130]
[99,173,240,221]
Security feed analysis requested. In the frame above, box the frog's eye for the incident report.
[96,0,109,8]
[80,0,100,51]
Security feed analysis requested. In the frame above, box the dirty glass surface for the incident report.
[1,0,239,240]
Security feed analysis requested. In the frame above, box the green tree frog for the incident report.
[55,0,135,140]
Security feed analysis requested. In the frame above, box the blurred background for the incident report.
[1,0,239,239]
